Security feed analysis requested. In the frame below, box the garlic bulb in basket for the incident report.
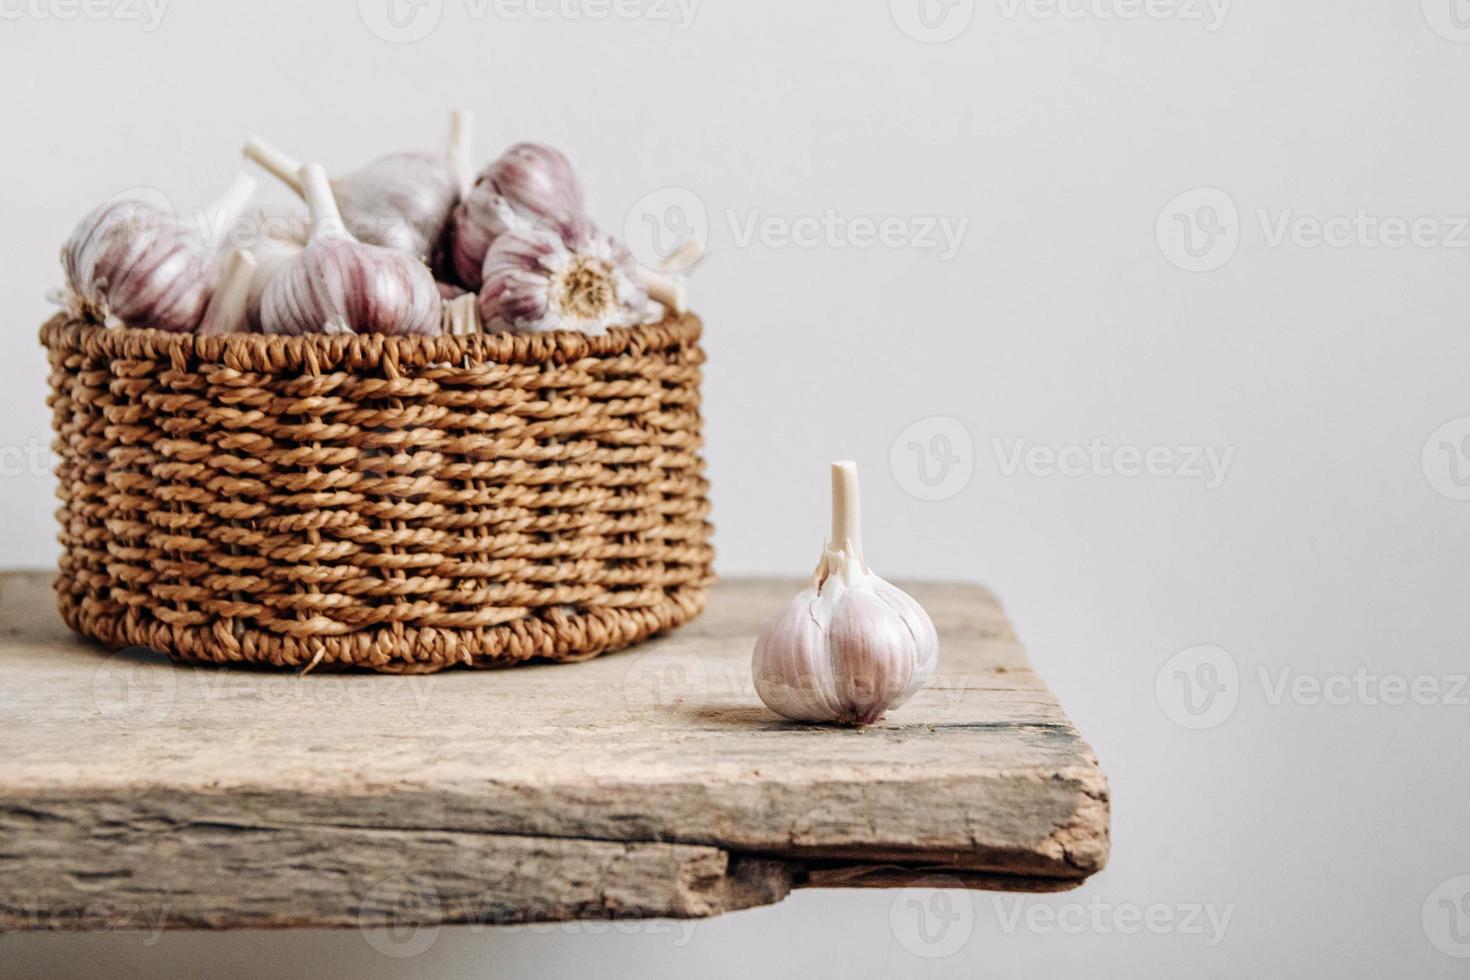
[752,462,939,726]
[243,113,468,261]
[448,142,584,290]
[237,205,309,329]
[60,173,257,332]
[477,219,661,335]
[260,163,441,336]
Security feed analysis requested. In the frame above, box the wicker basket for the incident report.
[40,313,713,673]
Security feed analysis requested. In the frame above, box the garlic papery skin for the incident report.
[448,142,584,290]
[752,462,939,726]
[243,121,461,261]
[197,248,258,336]
[259,163,441,337]
[61,173,257,332]
[477,221,661,335]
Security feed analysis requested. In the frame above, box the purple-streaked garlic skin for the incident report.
[477,222,661,335]
[260,238,442,337]
[449,143,584,290]
[333,152,458,260]
[61,199,214,333]
[752,551,936,726]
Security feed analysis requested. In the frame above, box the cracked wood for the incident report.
[0,572,1109,930]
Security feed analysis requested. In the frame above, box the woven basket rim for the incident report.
[39,312,702,372]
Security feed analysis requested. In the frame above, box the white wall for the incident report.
[4,1,1470,976]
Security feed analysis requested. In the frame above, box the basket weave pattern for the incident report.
[41,313,713,672]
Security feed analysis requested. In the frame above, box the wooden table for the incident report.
[0,571,1109,931]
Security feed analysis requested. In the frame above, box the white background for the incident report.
[4,0,1470,976]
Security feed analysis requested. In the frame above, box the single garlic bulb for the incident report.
[260,163,441,336]
[237,205,309,329]
[60,173,257,332]
[243,111,469,261]
[197,249,258,336]
[752,462,939,726]
[477,219,661,335]
[448,142,584,290]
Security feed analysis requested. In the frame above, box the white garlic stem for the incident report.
[198,248,258,336]
[637,239,701,316]
[300,163,348,241]
[448,110,475,198]
[641,271,687,315]
[829,460,862,563]
[199,173,260,246]
[242,137,305,195]
[660,238,703,273]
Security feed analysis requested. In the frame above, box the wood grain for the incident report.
[0,571,1109,931]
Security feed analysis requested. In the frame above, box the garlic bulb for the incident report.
[238,205,308,328]
[197,248,258,336]
[61,173,257,332]
[752,462,938,726]
[477,219,661,335]
[243,113,468,261]
[260,163,441,336]
[448,142,584,290]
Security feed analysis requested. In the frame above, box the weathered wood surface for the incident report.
[0,571,1109,931]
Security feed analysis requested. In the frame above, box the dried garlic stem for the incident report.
[208,173,260,230]
[299,163,348,241]
[243,137,305,195]
[829,460,862,560]
[198,248,258,336]
[448,110,475,198]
